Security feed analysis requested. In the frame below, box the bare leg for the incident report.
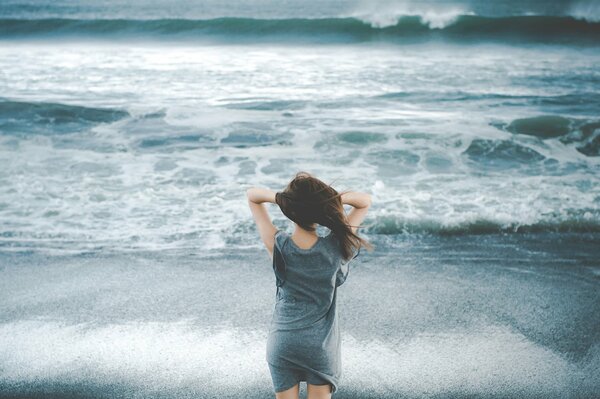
[275,383,300,399]
[307,383,332,399]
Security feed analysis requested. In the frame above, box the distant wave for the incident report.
[367,214,600,235]
[0,99,129,135]
[0,15,599,44]
[569,1,600,23]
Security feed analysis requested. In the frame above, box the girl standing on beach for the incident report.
[246,171,372,399]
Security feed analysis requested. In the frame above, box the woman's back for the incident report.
[267,228,356,394]
[272,229,350,321]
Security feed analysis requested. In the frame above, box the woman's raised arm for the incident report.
[340,191,372,235]
[246,187,278,257]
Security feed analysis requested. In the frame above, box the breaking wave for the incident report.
[0,15,599,44]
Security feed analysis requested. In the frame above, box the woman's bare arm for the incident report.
[246,187,278,257]
[341,191,372,235]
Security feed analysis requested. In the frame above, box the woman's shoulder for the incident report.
[323,230,360,264]
[322,230,342,256]
[323,229,338,243]
[276,229,337,255]
[274,229,288,249]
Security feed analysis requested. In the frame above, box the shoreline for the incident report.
[1,232,598,398]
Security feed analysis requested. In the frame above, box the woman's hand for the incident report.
[246,187,277,204]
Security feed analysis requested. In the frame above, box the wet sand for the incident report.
[1,232,599,398]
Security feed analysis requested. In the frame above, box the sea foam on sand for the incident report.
[0,319,596,397]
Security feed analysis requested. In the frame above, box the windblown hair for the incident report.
[275,171,372,261]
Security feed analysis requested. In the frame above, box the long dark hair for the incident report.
[275,171,373,261]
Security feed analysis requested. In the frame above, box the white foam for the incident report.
[0,320,268,394]
[343,325,585,396]
[1,43,599,254]
[0,320,592,396]
[569,1,600,23]
[350,0,469,29]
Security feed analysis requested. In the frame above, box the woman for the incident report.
[246,171,372,399]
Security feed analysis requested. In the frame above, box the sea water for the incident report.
[0,0,599,255]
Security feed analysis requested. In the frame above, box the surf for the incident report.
[1,15,599,45]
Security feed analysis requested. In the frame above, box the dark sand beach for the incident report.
[1,232,598,398]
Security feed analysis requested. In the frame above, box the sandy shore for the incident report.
[0,232,599,398]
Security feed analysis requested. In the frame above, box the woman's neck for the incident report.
[291,224,318,249]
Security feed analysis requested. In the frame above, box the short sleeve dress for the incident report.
[266,229,360,394]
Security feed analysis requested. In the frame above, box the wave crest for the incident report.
[350,1,469,29]
[367,213,600,235]
[569,0,600,23]
[0,99,129,135]
[0,16,599,44]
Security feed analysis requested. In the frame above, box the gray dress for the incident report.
[266,229,359,394]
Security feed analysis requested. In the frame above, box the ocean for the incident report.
[0,1,599,397]
[0,0,599,254]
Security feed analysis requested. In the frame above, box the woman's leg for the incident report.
[275,383,300,399]
[306,383,332,399]
[268,362,301,399]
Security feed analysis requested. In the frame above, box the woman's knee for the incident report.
[275,383,299,399]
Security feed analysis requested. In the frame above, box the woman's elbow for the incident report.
[361,193,372,208]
